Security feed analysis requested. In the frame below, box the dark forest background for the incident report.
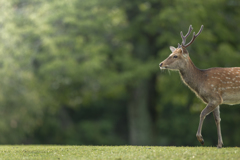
[0,0,240,147]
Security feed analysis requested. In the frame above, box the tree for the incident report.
[0,0,239,146]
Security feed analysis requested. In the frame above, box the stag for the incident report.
[159,25,240,148]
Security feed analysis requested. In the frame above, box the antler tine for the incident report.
[178,43,181,48]
[182,25,204,48]
[195,25,204,36]
[180,25,193,46]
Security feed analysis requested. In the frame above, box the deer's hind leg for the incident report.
[213,106,223,148]
[196,101,220,146]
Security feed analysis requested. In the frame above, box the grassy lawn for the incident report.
[0,145,239,160]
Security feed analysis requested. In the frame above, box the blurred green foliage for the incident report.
[0,0,239,146]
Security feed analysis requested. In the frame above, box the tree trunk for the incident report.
[121,0,161,145]
[128,79,153,145]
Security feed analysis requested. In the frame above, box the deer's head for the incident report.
[159,25,204,71]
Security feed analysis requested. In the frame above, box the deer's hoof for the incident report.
[217,145,222,148]
[196,135,204,145]
[217,143,223,148]
[200,139,204,145]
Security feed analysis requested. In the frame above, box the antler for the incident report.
[181,25,193,46]
[179,25,204,48]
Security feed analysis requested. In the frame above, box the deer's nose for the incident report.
[159,63,163,67]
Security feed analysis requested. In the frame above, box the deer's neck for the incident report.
[179,58,203,93]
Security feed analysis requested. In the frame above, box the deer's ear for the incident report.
[169,46,176,52]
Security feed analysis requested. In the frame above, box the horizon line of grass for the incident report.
[0,145,239,160]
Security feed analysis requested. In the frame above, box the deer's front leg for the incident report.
[213,106,223,148]
[196,102,219,145]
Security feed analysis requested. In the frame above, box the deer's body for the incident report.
[159,25,239,148]
[179,57,240,105]
[201,67,240,105]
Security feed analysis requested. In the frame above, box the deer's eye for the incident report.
[173,55,178,58]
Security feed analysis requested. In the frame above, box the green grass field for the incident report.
[0,145,239,160]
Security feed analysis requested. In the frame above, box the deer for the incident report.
[159,25,240,148]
